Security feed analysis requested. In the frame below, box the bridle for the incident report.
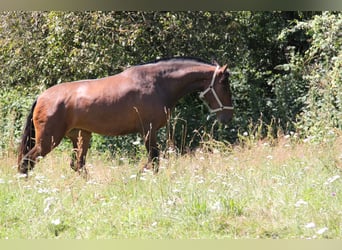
[199,65,234,113]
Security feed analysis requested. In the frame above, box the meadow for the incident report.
[0,132,341,239]
[0,11,341,241]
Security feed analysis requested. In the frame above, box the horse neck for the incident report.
[160,65,214,107]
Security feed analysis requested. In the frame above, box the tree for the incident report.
[0,11,339,153]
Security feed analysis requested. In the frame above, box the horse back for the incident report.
[34,73,167,136]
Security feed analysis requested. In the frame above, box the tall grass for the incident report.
[0,130,341,239]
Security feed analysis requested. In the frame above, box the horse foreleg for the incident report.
[19,133,63,175]
[18,145,41,174]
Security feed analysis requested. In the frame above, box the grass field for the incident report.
[0,133,341,239]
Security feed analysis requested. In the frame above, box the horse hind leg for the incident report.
[67,129,92,173]
[141,129,160,174]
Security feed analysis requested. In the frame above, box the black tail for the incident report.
[18,100,37,167]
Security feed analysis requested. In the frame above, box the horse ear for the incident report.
[221,64,229,72]
[211,58,219,66]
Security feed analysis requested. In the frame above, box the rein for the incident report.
[199,66,234,113]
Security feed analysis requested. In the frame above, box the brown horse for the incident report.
[18,57,234,175]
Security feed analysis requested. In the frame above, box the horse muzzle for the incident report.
[216,110,233,125]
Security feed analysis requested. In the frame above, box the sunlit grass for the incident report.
[0,134,341,239]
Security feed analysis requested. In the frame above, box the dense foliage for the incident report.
[0,11,341,153]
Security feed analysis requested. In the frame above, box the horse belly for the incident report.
[71,105,140,136]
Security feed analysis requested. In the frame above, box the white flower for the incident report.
[324,175,340,185]
[305,222,316,229]
[35,174,46,181]
[15,173,28,179]
[0,179,5,184]
[38,188,50,194]
[210,201,222,212]
[295,199,308,207]
[38,187,59,194]
[43,197,55,214]
[51,218,61,225]
[316,227,328,235]
[197,179,205,184]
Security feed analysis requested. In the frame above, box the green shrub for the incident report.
[277,12,341,142]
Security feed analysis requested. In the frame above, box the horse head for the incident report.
[199,64,234,124]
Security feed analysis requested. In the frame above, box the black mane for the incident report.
[143,56,215,66]
[157,56,213,64]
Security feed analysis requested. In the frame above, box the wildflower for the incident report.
[295,199,308,208]
[327,130,335,136]
[0,179,5,184]
[35,174,46,181]
[303,137,311,143]
[38,187,59,194]
[210,201,222,212]
[38,188,50,194]
[167,147,176,154]
[44,197,55,214]
[324,175,340,185]
[15,173,28,179]
[197,179,205,184]
[305,222,316,229]
[86,179,98,185]
[316,227,328,235]
[243,132,248,136]
[132,137,141,145]
[51,218,61,225]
